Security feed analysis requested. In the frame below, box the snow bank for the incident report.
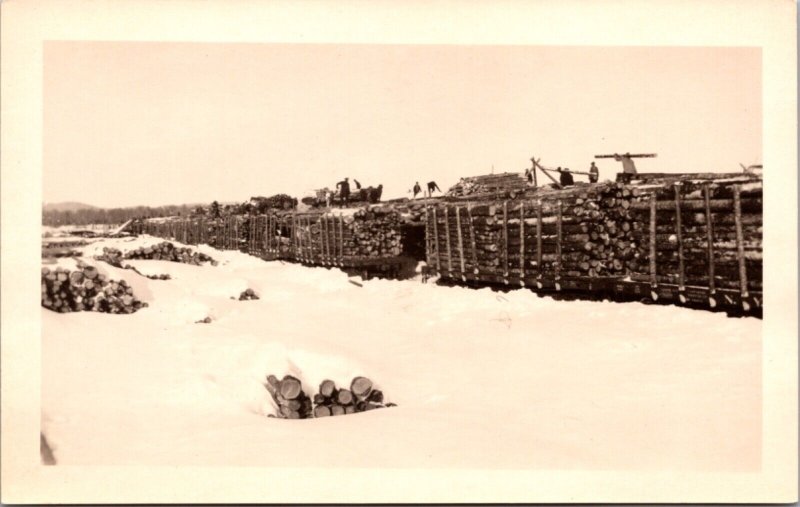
[42,235,762,470]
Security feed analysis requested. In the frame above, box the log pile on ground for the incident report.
[238,288,259,301]
[96,242,217,267]
[125,242,217,264]
[446,172,529,197]
[42,247,83,259]
[311,377,395,417]
[41,265,148,313]
[264,375,313,419]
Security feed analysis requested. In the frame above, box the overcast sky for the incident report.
[44,42,761,208]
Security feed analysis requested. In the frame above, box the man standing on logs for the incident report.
[413,181,422,198]
[588,161,599,183]
[336,177,351,208]
[427,181,442,197]
[613,152,638,183]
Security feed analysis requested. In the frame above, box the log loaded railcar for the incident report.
[132,171,762,316]
[424,172,762,314]
[134,206,422,279]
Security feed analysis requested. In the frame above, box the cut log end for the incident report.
[350,376,373,398]
[279,375,303,400]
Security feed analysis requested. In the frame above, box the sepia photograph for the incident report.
[1,0,797,504]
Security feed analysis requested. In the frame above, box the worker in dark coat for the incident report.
[368,184,383,204]
[588,162,599,183]
[558,168,574,187]
[336,178,350,207]
[413,181,422,198]
[427,181,441,197]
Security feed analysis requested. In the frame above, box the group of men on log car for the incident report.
[525,153,640,188]
[326,177,383,207]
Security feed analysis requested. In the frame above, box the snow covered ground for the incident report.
[42,234,761,470]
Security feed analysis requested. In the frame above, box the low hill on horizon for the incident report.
[43,202,99,212]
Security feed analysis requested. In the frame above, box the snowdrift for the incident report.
[41,234,761,470]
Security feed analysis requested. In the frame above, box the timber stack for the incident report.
[426,172,762,305]
[446,172,529,198]
[626,175,762,292]
[264,375,314,419]
[292,207,404,262]
[238,288,259,301]
[41,264,148,314]
[96,242,217,266]
[312,377,394,417]
[427,181,648,280]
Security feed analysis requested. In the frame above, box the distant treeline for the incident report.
[43,204,205,226]
[42,198,296,226]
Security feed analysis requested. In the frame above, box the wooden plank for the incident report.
[444,206,452,273]
[456,206,466,275]
[292,213,297,256]
[266,215,272,253]
[556,200,562,280]
[674,184,685,290]
[234,218,239,251]
[424,206,431,266]
[338,213,344,264]
[321,215,326,262]
[703,184,716,295]
[328,214,334,262]
[432,207,440,271]
[733,185,749,298]
[519,202,525,284]
[467,203,478,274]
[503,201,509,278]
[649,193,657,287]
[329,214,336,261]
[298,216,304,259]
[536,200,543,278]
[308,216,315,261]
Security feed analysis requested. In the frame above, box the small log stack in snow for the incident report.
[310,377,394,417]
[125,242,217,265]
[264,375,313,419]
[96,242,217,267]
[238,288,259,301]
[41,264,148,314]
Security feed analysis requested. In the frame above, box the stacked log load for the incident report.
[626,176,762,291]
[427,175,762,291]
[427,182,648,279]
[294,207,403,261]
[41,264,148,313]
[446,172,529,197]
